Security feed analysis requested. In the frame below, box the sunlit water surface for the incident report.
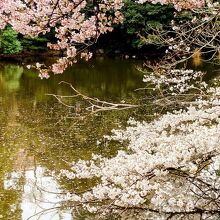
[0,58,145,219]
[1,56,219,219]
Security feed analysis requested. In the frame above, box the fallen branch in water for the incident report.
[47,81,139,114]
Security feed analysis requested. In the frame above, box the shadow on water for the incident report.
[0,58,146,219]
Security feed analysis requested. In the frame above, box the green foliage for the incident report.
[0,27,50,55]
[21,35,49,51]
[121,0,174,48]
[0,27,23,54]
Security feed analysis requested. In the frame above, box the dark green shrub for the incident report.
[21,35,49,51]
[0,26,22,54]
[122,0,174,48]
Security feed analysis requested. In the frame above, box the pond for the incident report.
[0,58,145,219]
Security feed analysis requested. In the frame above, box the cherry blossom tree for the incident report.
[1,1,220,219]
[54,69,220,220]
[0,0,124,78]
[0,0,216,77]
[138,0,220,68]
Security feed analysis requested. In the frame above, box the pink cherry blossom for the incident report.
[0,0,210,75]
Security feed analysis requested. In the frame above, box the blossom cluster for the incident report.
[57,69,220,219]
[143,69,207,94]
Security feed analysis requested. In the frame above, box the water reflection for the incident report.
[1,65,23,93]
[21,167,71,220]
[0,58,144,219]
[1,57,220,219]
[4,167,72,220]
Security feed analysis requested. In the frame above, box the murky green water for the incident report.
[0,58,145,219]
